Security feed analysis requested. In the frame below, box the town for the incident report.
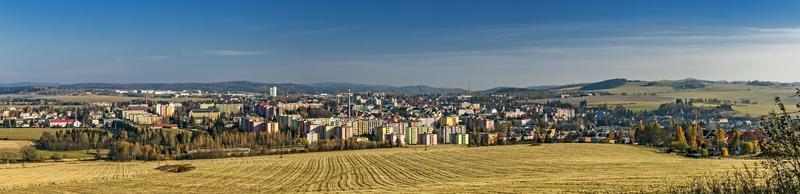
[1,82,767,161]
[2,1,799,192]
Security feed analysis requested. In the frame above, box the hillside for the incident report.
[595,81,799,116]
[0,144,751,193]
[580,78,629,91]
[53,81,467,94]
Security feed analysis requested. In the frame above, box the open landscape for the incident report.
[4,1,800,193]
[530,81,799,116]
[0,144,754,193]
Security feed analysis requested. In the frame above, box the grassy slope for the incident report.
[0,128,109,160]
[0,128,62,140]
[567,82,798,116]
[0,144,752,193]
[529,95,673,111]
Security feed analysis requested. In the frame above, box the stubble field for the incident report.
[0,144,753,193]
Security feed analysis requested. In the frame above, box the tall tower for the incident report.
[347,87,352,119]
[269,86,278,97]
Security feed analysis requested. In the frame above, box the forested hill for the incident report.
[54,81,468,94]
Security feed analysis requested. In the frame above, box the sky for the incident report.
[1,0,800,89]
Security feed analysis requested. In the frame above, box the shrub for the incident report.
[667,165,769,193]
[670,141,690,153]
[19,146,41,162]
[50,153,64,161]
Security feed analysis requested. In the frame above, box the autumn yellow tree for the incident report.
[721,147,730,157]
[687,123,698,151]
[716,128,727,149]
[670,124,690,152]
[675,124,687,143]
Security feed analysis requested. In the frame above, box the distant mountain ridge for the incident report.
[2,78,796,95]
[0,82,62,87]
[19,81,469,94]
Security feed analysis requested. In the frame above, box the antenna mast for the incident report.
[468,80,471,94]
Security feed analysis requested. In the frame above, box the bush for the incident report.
[50,153,64,161]
[667,165,769,193]
[700,148,709,157]
[19,146,41,162]
[670,141,690,153]
[739,142,754,155]
[0,152,18,163]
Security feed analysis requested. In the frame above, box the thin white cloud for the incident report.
[206,50,269,56]
[291,25,800,89]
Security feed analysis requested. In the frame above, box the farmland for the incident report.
[0,140,33,150]
[0,144,753,193]
[545,82,798,116]
[0,128,63,140]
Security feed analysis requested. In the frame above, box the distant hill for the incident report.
[580,79,628,91]
[0,82,61,87]
[56,81,466,94]
[643,79,708,89]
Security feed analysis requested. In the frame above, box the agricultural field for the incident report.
[0,128,62,140]
[0,94,208,103]
[0,144,754,193]
[550,82,798,116]
[0,140,33,150]
[529,95,673,112]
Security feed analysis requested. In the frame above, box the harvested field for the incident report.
[0,144,754,193]
[0,140,33,150]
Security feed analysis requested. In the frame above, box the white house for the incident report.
[48,119,81,128]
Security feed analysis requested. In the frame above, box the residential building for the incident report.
[48,119,81,128]
[269,86,278,97]
[374,127,394,142]
[189,108,220,123]
[419,133,438,145]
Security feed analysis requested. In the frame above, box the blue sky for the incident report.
[1,0,799,89]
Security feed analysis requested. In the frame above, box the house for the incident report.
[306,131,319,144]
[48,119,81,128]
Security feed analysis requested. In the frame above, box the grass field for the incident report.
[529,95,673,111]
[0,144,753,193]
[0,128,62,140]
[0,94,208,103]
[547,82,799,116]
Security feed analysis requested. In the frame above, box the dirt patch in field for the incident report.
[0,140,34,150]
[156,164,196,173]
